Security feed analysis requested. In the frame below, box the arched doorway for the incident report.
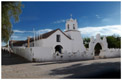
[55,45,63,53]
[94,43,102,56]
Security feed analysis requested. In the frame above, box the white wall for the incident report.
[12,47,54,61]
[42,30,72,54]
[53,50,93,61]
[12,47,33,61]
[32,47,53,61]
[100,49,121,58]
[11,46,120,62]
[34,39,43,47]
[65,31,86,52]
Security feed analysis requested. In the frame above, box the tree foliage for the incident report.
[2,2,23,43]
[83,37,90,48]
[106,35,121,48]
[83,35,121,48]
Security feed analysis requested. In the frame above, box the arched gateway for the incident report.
[89,34,108,57]
[94,43,102,56]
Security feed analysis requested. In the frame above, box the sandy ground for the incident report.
[2,57,121,79]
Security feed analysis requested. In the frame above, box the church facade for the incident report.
[10,17,120,61]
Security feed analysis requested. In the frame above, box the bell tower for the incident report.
[64,15,86,52]
[65,14,78,31]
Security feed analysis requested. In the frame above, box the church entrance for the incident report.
[55,45,63,53]
[94,43,102,58]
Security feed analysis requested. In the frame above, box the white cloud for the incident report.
[101,18,115,24]
[14,30,25,33]
[14,30,33,33]
[11,35,27,40]
[37,29,52,34]
[101,18,110,22]
[78,25,121,37]
[11,35,19,39]
[96,15,101,18]
[12,25,121,40]
[53,19,66,24]
[14,29,52,34]
[12,29,53,40]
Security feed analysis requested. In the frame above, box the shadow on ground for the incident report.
[33,59,96,66]
[2,49,30,65]
[49,62,121,79]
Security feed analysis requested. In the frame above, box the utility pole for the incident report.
[8,39,9,51]
[38,31,40,40]
[33,28,35,47]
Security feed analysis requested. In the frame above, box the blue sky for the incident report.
[8,1,121,44]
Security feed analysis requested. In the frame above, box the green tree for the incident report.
[2,2,23,43]
[83,37,90,48]
[106,35,121,48]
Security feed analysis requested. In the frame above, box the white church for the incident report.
[10,17,120,62]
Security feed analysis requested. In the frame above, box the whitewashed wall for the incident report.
[32,47,53,61]
[12,46,120,62]
[52,51,93,61]
[100,49,121,58]
[42,30,72,54]
[34,39,43,47]
[12,47,33,61]
[12,47,94,61]
[65,31,86,52]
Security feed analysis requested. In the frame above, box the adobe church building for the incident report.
[9,17,121,62]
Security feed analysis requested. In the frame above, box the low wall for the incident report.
[32,47,53,61]
[12,47,33,61]
[11,47,121,62]
[53,51,93,61]
[12,47,94,61]
[12,47,54,61]
[100,49,121,58]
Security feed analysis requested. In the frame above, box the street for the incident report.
[2,54,121,79]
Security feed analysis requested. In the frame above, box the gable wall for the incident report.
[42,30,72,53]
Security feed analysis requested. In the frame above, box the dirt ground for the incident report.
[2,57,121,79]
